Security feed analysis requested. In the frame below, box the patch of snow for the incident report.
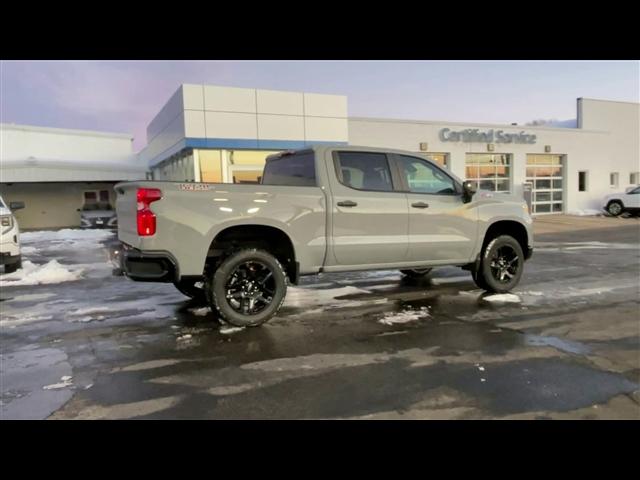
[177,334,192,341]
[70,306,111,316]
[43,376,73,390]
[20,246,38,254]
[21,228,114,243]
[0,260,83,287]
[482,293,521,303]
[566,209,603,217]
[220,326,244,335]
[188,306,211,316]
[379,309,429,325]
[0,313,54,327]
[7,293,56,302]
[480,378,486,382]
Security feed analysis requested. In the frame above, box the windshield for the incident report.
[0,196,6,209]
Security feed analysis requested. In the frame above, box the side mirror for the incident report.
[9,201,25,211]
[462,181,477,203]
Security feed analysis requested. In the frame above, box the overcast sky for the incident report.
[1,60,638,151]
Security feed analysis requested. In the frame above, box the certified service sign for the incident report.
[439,128,536,144]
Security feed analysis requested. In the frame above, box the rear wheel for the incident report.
[210,248,287,327]
[607,200,624,216]
[400,268,432,278]
[473,235,524,293]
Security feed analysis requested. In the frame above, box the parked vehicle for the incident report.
[0,195,25,273]
[602,186,640,216]
[115,146,534,326]
[80,202,118,229]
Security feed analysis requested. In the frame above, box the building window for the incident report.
[610,172,619,188]
[578,171,588,192]
[630,172,640,185]
[83,190,111,210]
[465,153,511,193]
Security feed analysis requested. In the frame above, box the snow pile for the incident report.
[379,307,429,325]
[482,293,521,303]
[0,260,83,287]
[566,209,604,217]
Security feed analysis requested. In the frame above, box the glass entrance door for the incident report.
[526,154,564,214]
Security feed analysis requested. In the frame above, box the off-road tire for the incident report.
[210,248,287,327]
[400,268,433,278]
[473,235,524,293]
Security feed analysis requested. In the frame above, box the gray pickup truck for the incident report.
[115,145,533,327]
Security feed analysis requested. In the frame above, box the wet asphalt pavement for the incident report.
[1,216,639,419]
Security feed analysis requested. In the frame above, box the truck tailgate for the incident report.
[115,182,143,249]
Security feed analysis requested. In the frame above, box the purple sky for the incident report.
[1,61,638,151]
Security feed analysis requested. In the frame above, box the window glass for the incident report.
[578,171,588,192]
[610,172,619,187]
[397,155,456,194]
[425,153,448,168]
[336,152,393,192]
[465,153,511,193]
[630,172,640,185]
[262,151,316,187]
[199,150,223,183]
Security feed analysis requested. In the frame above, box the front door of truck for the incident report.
[329,151,409,266]
[393,154,477,263]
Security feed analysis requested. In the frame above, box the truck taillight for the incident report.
[136,188,162,236]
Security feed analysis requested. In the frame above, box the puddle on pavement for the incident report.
[524,334,591,355]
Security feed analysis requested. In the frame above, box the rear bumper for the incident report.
[120,243,178,282]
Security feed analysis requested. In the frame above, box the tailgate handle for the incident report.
[337,200,358,207]
[411,202,430,209]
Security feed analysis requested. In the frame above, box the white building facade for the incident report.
[2,84,638,230]
[140,85,639,215]
[0,124,146,229]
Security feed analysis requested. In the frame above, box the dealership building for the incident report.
[1,83,638,228]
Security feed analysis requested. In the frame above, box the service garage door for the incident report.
[526,154,564,214]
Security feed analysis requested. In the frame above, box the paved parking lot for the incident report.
[1,215,639,419]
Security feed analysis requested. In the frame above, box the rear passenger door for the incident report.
[328,151,409,266]
[394,154,478,263]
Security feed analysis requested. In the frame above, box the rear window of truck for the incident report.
[261,151,316,187]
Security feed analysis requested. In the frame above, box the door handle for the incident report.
[411,202,430,209]
[337,200,358,207]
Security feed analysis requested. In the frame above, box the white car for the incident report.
[0,195,24,273]
[603,185,640,216]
